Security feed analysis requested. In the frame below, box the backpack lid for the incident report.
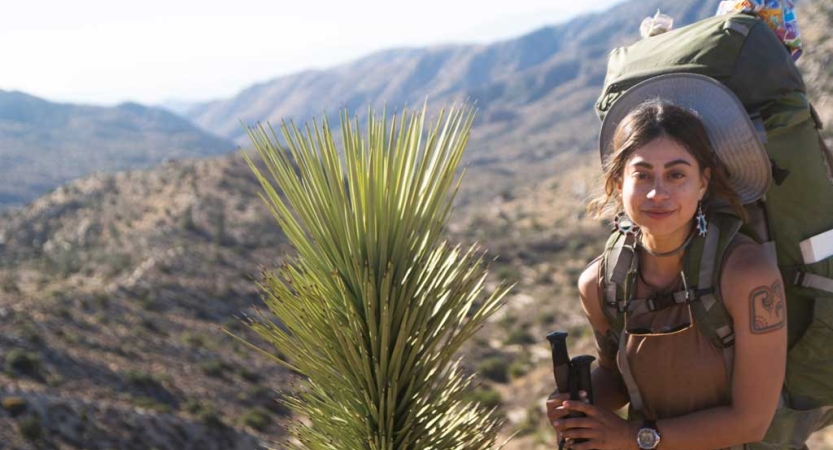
[599,73,772,204]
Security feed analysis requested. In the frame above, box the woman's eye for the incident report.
[669,171,686,180]
[634,172,650,180]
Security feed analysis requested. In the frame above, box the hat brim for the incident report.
[599,73,771,204]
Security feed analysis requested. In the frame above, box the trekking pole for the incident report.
[546,331,571,450]
[567,355,596,446]
[547,331,596,450]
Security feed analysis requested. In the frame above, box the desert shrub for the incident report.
[465,386,502,410]
[508,360,529,380]
[198,358,231,378]
[1,272,20,294]
[241,407,271,431]
[18,416,43,441]
[139,317,168,336]
[139,294,159,311]
[183,398,206,415]
[18,322,44,345]
[495,265,521,283]
[477,356,510,383]
[237,367,261,383]
[200,411,226,430]
[4,349,41,378]
[236,387,289,416]
[125,370,161,389]
[181,332,206,348]
[505,327,536,346]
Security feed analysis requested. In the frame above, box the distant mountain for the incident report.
[189,0,724,144]
[186,0,723,203]
[0,91,235,210]
[157,98,205,116]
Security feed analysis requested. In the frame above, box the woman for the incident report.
[547,74,787,450]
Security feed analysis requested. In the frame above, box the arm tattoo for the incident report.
[594,329,619,358]
[749,280,786,334]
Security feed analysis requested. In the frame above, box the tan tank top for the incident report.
[603,234,756,421]
[623,299,731,420]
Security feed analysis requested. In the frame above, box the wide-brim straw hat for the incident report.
[599,73,771,204]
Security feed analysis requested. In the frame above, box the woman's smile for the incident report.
[642,208,677,220]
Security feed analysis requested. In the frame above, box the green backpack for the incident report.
[594,12,833,450]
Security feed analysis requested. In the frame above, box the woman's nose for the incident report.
[646,180,670,200]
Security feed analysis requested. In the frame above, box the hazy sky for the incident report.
[1,0,625,106]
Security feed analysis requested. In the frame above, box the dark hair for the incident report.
[587,99,746,221]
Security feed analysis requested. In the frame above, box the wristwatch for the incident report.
[636,420,661,449]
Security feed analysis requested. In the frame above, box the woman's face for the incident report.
[618,135,710,240]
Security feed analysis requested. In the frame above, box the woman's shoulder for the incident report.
[577,256,612,331]
[718,233,782,313]
[720,233,777,278]
[578,256,604,303]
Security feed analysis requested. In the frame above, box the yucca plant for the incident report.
[239,104,512,449]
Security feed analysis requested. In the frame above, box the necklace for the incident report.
[637,229,694,258]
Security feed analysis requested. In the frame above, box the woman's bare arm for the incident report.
[578,259,630,412]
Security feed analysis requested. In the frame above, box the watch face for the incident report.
[637,428,659,449]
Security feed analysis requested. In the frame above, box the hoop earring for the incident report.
[695,201,708,237]
[614,211,639,235]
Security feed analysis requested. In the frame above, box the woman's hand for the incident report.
[548,394,638,450]
[545,390,573,447]
[545,389,572,427]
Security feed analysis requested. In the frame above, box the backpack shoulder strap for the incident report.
[601,231,636,336]
[686,211,744,382]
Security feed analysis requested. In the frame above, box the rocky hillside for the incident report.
[0,153,296,449]
[796,0,833,144]
[0,91,235,211]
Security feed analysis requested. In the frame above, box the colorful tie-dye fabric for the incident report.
[716,0,802,60]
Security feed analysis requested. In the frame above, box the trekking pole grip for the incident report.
[546,331,571,393]
[570,354,595,406]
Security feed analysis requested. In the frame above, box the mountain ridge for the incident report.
[0,90,235,211]
[186,0,724,143]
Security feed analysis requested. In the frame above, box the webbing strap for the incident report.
[627,289,691,313]
[605,281,619,315]
[611,241,634,285]
[699,224,720,292]
[723,18,751,37]
[617,328,644,413]
[720,330,736,384]
[793,271,833,294]
[762,241,777,266]
[606,233,637,316]
[690,222,739,354]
